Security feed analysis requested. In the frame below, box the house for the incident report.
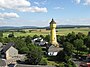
[0,59,7,67]
[48,45,63,56]
[32,37,48,46]
[1,42,26,64]
[1,42,18,60]
[5,46,18,60]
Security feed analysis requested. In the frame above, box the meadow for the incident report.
[3,27,90,37]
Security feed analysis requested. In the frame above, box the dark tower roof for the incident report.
[50,18,56,24]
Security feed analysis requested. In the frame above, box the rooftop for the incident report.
[0,59,6,66]
[2,42,15,53]
[50,19,56,24]
[48,45,63,52]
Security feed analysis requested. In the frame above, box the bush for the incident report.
[39,58,47,65]
[55,61,76,67]
[56,62,65,67]
[65,61,76,67]
[8,34,14,38]
[20,47,29,54]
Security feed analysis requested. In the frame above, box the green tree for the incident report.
[44,35,50,42]
[20,47,29,54]
[33,34,39,39]
[26,44,42,65]
[74,39,84,55]
[8,32,14,38]
[85,36,90,52]
[57,51,66,61]
[57,35,66,44]
[40,35,44,39]
[57,42,74,63]
[0,32,3,38]
[15,38,27,53]
[25,35,32,44]
[88,31,90,36]
[63,42,74,56]
[66,32,76,43]
[76,32,85,39]
[39,58,47,65]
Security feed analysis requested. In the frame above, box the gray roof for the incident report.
[0,59,6,66]
[16,64,55,67]
[2,42,15,53]
[50,19,56,24]
[48,45,63,52]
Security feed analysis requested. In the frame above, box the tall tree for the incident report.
[40,35,44,39]
[25,35,32,44]
[63,42,74,56]
[33,34,39,39]
[66,32,76,43]
[76,32,85,39]
[26,44,42,65]
[74,39,84,55]
[15,38,27,53]
[0,32,3,38]
[57,35,66,44]
[85,36,90,52]
[8,32,14,38]
[44,35,50,42]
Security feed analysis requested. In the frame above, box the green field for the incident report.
[57,28,90,35]
[3,28,90,37]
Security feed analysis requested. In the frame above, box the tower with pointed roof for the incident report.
[50,19,59,47]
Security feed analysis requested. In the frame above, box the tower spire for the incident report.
[50,18,56,24]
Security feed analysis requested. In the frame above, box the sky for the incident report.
[0,0,90,27]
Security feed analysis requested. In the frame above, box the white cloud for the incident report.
[0,0,30,9]
[74,0,81,4]
[16,7,47,12]
[0,0,47,12]
[54,7,64,10]
[73,0,90,5]
[0,12,19,19]
[41,0,47,5]
[34,2,40,6]
[83,0,90,5]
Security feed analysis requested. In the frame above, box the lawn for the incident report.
[3,28,90,37]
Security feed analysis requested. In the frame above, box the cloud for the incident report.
[83,0,90,5]
[41,0,47,5]
[73,0,90,5]
[16,7,47,12]
[0,12,19,19]
[0,0,30,9]
[74,0,81,4]
[54,7,64,10]
[0,0,47,12]
[34,2,40,6]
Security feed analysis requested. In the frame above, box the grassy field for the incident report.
[57,28,90,36]
[3,28,90,37]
